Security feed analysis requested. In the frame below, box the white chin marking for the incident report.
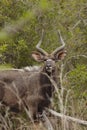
[46,67,52,72]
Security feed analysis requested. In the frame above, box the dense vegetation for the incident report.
[0,0,87,130]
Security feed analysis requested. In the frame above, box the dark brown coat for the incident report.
[0,69,54,120]
[0,30,66,121]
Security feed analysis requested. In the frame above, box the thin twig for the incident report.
[71,20,81,30]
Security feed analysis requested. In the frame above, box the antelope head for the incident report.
[32,30,66,73]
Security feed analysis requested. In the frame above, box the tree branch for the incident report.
[46,108,87,126]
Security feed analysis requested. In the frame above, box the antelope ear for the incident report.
[55,50,67,61]
[32,51,44,62]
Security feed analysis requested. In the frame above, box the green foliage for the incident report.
[39,0,52,10]
[0,63,13,69]
[68,64,87,98]
[15,39,30,67]
[0,0,87,67]
[69,64,87,84]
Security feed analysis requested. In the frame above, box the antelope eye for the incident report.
[43,58,47,61]
[43,57,48,61]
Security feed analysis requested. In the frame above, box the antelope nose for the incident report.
[47,64,51,67]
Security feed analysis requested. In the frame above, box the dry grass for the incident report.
[0,98,87,130]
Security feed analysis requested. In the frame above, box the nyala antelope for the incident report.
[0,30,66,121]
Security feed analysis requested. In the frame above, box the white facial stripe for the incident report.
[47,59,52,62]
